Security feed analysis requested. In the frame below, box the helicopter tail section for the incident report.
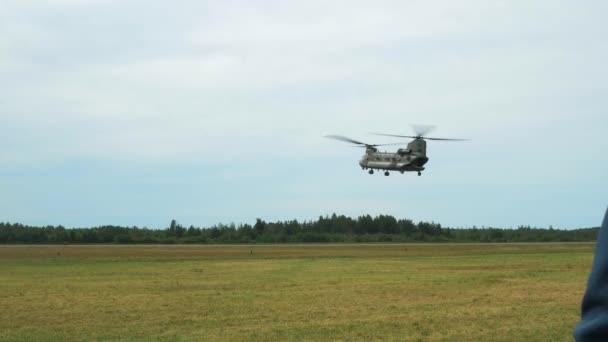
[407,139,427,156]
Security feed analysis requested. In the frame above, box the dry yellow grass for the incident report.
[0,243,594,341]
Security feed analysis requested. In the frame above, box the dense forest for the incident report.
[0,214,599,244]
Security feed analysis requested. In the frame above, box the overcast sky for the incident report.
[1,0,606,229]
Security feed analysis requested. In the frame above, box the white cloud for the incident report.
[1,0,606,165]
[1,0,607,227]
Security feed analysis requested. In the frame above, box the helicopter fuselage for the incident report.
[326,127,466,177]
[359,151,428,173]
[359,138,429,175]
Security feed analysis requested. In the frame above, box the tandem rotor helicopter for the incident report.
[325,125,468,177]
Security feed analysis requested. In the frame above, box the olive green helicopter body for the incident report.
[325,125,467,177]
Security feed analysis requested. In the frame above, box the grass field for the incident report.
[0,243,595,341]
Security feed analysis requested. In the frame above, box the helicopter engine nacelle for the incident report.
[397,148,411,155]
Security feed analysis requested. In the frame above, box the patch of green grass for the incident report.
[0,244,594,341]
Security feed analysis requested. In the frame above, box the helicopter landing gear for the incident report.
[368,170,374,175]
[384,171,390,176]
[417,171,422,176]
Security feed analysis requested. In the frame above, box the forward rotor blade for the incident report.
[324,135,367,146]
[326,135,405,147]
[371,143,408,147]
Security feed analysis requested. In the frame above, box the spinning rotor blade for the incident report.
[324,135,404,147]
[371,133,469,141]
[362,143,406,147]
[372,133,419,139]
[423,137,469,141]
[324,135,367,146]
[411,124,436,137]
[373,124,468,141]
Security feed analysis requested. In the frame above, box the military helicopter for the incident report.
[325,125,468,176]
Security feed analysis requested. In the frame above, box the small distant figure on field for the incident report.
[574,207,608,341]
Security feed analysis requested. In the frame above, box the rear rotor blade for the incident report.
[424,137,470,141]
[372,132,468,141]
[371,133,418,139]
[411,124,436,137]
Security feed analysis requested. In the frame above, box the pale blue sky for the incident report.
[1,1,606,229]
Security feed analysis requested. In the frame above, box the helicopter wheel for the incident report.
[368,170,374,175]
[417,171,421,176]
[384,171,390,176]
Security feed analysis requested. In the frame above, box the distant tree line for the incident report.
[0,214,599,244]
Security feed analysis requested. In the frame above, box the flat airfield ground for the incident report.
[0,243,594,341]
